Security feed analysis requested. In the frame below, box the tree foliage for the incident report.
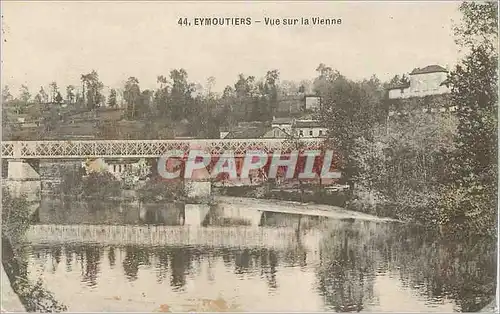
[107,88,117,107]
[82,172,121,199]
[438,1,498,237]
[317,68,386,184]
[81,70,104,110]
[1,188,33,243]
[66,85,75,104]
[124,77,141,119]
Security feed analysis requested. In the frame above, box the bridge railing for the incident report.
[1,139,326,159]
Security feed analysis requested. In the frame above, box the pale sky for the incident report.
[1,1,462,96]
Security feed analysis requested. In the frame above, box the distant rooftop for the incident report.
[272,117,294,124]
[410,65,448,75]
[224,127,271,139]
[295,120,322,128]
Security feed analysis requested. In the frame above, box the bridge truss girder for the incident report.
[1,139,326,159]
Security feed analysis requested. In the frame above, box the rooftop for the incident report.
[410,65,448,75]
[272,117,294,124]
[295,120,322,128]
[225,127,271,139]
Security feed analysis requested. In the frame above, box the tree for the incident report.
[54,91,63,104]
[140,89,154,117]
[264,69,280,115]
[33,93,42,104]
[82,172,121,199]
[387,74,409,88]
[440,1,498,237]
[318,68,385,187]
[2,85,13,103]
[299,79,312,94]
[108,89,117,108]
[81,70,104,110]
[2,188,32,242]
[168,69,195,120]
[124,77,141,119]
[206,76,216,97]
[157,75,168,89]
[12,85,32,114]
[280,80,299,96]
[66,85,75,104]
[234,74,256,120]
[19,85,31,104]
[49,82,58,103]
[313,64,341,96]
[453,2,498,50]
[38,87,49,104]
[154,75,170,117]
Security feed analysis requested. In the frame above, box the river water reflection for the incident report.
[23,209,496,312]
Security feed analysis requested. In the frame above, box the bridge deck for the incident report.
[1,139,325,159]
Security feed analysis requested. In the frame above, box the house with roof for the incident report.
[388,65,451,99]
[303,95,322,111]
[294,120,327,138]
[271,117,294,134]
[220,116,327,140]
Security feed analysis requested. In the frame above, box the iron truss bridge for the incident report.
[1,139,326,159]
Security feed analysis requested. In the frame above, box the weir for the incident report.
[25,224,323,251]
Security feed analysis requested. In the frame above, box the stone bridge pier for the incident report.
[183,180,264,226]
[183,174,213,226]
[5,159,41,201]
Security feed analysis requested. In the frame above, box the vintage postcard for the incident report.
[0,1,498,312]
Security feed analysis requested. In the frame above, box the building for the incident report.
[303,95,322,111]
[262,127,290,139]
[294,120,327,138]
[271,117,294,134]
[388,65,450,99]
[221,121,271,139]
[219,116,327,140]
[271,117,326,138]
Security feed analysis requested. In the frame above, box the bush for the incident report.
[82,172,121,199]
[1,188,32,243]
[350,111,458,223]
[137,178,185,203]
[436,184,497,239]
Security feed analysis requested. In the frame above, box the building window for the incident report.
[319,130,323,136]
[309,130,313,136]
[113,165,116,172]
[299,130,304,137]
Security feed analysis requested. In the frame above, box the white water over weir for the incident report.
[26,224,323,250]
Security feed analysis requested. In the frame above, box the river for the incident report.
[16,197,498,312]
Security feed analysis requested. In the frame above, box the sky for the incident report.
[1,1,463,96]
